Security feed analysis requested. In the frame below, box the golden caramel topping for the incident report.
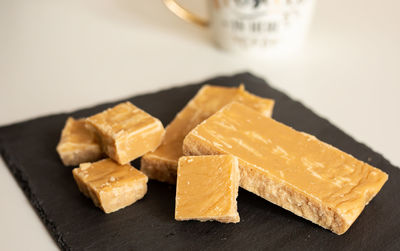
[175,155,240,223]
[141,85,274,183]
[183,102,388,234]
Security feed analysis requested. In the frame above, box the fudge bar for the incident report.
[141,85,274,183]
[183,102,388,234]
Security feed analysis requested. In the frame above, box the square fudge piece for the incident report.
[86,102,165,164]
[56,117,103,166]
[72,158,148,213]
[175,155,240,223]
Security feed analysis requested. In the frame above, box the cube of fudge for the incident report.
[175,155,240,223]
[86,102,165,164]
[56,117,103,166]
[72,158,148,213]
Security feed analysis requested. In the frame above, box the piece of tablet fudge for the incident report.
[72,158,148,213]
[86,102,165,164]
[183,102,388,234]
[175,155,240,223]
[56,117,103,166]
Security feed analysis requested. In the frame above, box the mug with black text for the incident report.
[164,0,316,54]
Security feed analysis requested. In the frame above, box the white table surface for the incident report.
[1,0,399,250]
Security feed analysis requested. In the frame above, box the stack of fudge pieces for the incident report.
[57,85,388,235]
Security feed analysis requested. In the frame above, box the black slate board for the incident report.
[0,72,399,251]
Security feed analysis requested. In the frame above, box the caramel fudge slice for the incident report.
[72,158,148,213]
[175,155,240,223]
[86,102,165,165]
[141,85,274,184]
[183,102,388,234]
[56,117,103,166]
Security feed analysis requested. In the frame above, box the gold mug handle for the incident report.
[163,0,209,28]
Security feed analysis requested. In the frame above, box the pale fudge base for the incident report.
[140,154,178,184]
[175,155,240,224]
[56,117,103,166]
[100,181,147,213]
[175,214,240,224]
[182,135,374,234]
[57,143,103,166]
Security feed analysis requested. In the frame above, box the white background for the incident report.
[0,0,399,250]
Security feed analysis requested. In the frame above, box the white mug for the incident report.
[163,0,315,54]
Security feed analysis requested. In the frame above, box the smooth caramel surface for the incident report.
[73,158,148,213]
[56,117,102,166]
[183,102,388,229]
[175,155,240,223]
[141,85,274,182]
[86,102,165,164]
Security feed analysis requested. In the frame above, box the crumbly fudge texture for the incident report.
[56,117,103,166]
[72,158,148,213]
[183,102,388,234]
[141,85,274,184]
[175,155,240,223]
[86,102,165,164]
